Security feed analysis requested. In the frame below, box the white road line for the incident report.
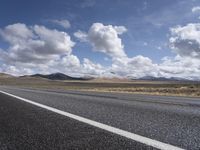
[0,90,184,150]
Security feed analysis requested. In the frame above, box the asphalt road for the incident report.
[0,86,200,150]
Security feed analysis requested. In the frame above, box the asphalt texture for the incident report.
[0,86,200,150]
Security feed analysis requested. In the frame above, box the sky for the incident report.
[0,0,200,80]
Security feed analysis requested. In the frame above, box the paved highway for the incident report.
[0,86,200,150]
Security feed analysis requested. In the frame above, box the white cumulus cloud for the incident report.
[51,19,71,29]
[75,23,127,58]
[159,55,200,80]
[0,23,80,76]
[170,23,200,58]
[192,6,200,13]
[0,24,75,64]
[111,55,159,78]
[74,30,88,42]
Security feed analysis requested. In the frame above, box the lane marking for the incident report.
[0,90,184,150]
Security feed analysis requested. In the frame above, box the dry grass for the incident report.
[0,76,200,97]
[80,86,200,97]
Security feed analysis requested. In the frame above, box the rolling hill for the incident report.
[0,73,14,78]
[24,73,92,81]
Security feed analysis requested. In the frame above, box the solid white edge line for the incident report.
[0,90,184,150]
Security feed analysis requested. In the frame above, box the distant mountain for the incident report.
[2,71,198,82]
[138,76,191,81]
[24,73,92,81]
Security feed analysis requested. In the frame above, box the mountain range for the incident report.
[21,73,93,81]
[137,76,191,81]
[0,72,198,82]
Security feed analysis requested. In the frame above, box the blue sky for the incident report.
[0,0,200,79]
